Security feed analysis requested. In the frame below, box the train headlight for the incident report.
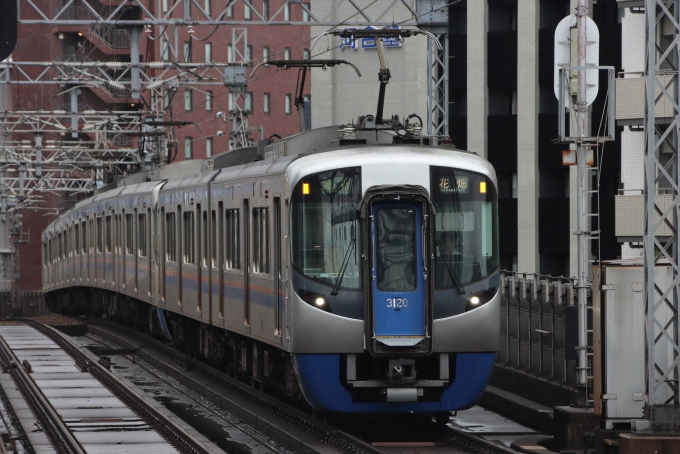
[300,290,332,313]
[465,288,496,312]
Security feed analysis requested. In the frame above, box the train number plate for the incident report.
[387,298,408,309]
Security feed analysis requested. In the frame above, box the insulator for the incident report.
[149,61,164,69]
[146,80,163,90]
[106,61,124,69]
[106,80,126,90]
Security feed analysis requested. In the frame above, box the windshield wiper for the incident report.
[436,239,466,295]
[330,238,356,296]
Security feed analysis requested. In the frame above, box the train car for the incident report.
[43,125,500,418]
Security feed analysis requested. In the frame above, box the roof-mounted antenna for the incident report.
[314,29,442,129]
[251,59,361,132]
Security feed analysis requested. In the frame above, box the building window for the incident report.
[183,211,195,264]
[161,39,170,61]
[228,93,234,111]
[245,3,251,19]
[284,3,290,20]
[227,3,233,17]
[227,44,233,63]
[205,42,212,62]
[183,41,192,63]
[246,45,252,64]
[162,0,169,12]
[303,3,310,22]
[263,46,269,65]
[245,92,253,112]
[225,209,240,270]
[303,48,310,60]
[166,212,176,261]
[204,0,210,15]
[206,137,213,157]
[184,89,192,111]
[185,137,193,159]
[206,90,213,111]
[263,93,270,113]
[252,208,269,274]
[284,48,291,60]
[285,94,291,114]
[263,0,269,20]
[138,213,147,257]
[164,90,172,109]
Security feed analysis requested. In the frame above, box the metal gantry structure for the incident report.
[644,0,680,431]
[2,0,448,303]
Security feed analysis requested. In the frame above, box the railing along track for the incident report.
[21,319,214,454]
[0,334,85,454]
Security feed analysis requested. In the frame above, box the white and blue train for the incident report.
[42,125,500,417]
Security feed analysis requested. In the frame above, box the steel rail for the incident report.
[0,334,85,454]
[86,319,387,454]
[86,319,523,454]
[21,319,213,454]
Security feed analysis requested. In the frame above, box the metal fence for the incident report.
[0,291,51,318]
[498,271,582,388]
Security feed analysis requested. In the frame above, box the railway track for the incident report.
[16,319,220,454]
[76,318,522,454]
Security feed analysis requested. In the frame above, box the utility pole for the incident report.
[575,0,589,406]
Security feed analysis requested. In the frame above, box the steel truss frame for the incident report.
[645,0,680,431]
[19,0,419,26]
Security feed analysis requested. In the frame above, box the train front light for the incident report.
[465,288,496,312]
[300,290,332,313]
[314,296,326,307]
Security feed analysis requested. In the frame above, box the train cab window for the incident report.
[224,209,240,270]
[166,212,176,261]
[291,167,362,289]
[105,216,112,253]
[430,166,499,288]
[138,213,147,257]
[96,217,103,253]
[126,214,134,255]
[183,211,195,264]
[252,208,269,274]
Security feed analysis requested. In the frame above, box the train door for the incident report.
[160,207,166,307]
[274,197,282,342]
[370,201,428,352]
[243,198,250,331]
[217,202,224,323]
[133,208,139,294]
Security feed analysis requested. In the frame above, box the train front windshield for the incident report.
[431,166,499,288]
[292,167,362,290]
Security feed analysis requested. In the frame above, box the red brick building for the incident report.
[11,0,311,292]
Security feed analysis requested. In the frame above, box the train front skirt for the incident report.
[292,352,496,412]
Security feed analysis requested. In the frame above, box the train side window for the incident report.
[166,212,176,261]
[126,214,134,255]
[138,213,147,257]
[74,224,80,255]
[105,215,112,253]
[252,207,270,275]
[183,211,195,264]
[211,210,217,269]
[81,221,87,254]
[96,217,103,253]
[224,209,240,270]
[202,210,208,268]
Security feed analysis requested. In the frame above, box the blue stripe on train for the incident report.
[164,276,275,308]
[292,353,496,412]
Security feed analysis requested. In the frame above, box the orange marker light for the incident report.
[302,183,310,195]
[480,181,487,194]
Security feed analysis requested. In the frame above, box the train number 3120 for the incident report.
[387,298,408,308]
